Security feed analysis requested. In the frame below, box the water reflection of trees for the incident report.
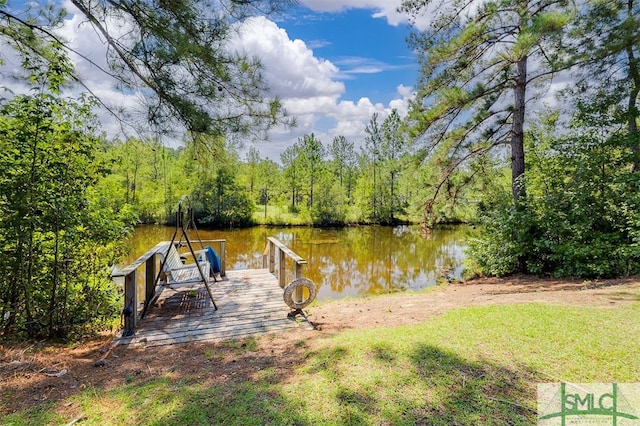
[282,226,467,300]
[125,225,468,300]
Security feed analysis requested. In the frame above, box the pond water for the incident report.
[122,224,470,301]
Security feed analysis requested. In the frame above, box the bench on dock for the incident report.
[160,243,214,287]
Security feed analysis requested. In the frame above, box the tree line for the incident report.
[101,109,469,228]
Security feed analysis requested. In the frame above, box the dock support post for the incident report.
[145,255,156,313]
[269,242,275,273]
[219,240,226,276]
[294,262,303,279]
[278,248,286,288]
[294,262,304,304]
[123,270,137,336]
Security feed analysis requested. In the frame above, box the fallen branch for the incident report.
[66,414,88,426]
[44,369,67,377]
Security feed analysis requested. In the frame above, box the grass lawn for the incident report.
[3,302,639,425]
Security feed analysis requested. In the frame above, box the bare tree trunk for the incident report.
[264,187,268,219]
[309,167,315,207]
[125,172,130,204]
[511,56,527,203]
[625,0,640,172]
[132,159,139,204]
[628,88,639,173]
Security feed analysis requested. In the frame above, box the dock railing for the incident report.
[262,237,317,311]
[262,237,307,288]
[111,239,226,335]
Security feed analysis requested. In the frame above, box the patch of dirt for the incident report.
[1,275,639,417]
[308,275,640,334]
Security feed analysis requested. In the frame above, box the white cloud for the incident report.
[333,57,386,76]
[389,84,413,115]
[0,3,126,125]
[299,0,408,27]
[236,17,344,100]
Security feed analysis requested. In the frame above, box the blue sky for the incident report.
[2,0,421,161]
[279,6,417,105]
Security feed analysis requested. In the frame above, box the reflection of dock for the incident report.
[116,268,310,348]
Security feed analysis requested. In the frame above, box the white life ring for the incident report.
[283,277,317,310]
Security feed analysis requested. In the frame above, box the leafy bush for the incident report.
[0,93,135,339]
[468,112,640,278]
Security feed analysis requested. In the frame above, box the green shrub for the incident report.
[0,93,135,339]
[468,112,640,278]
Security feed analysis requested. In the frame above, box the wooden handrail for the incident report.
[262,237,307,288]
[111,242,167,278]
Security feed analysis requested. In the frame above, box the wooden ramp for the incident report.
[115,269,311,347]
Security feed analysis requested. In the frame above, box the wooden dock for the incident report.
[111,203,316,348]
[116,268,312,347]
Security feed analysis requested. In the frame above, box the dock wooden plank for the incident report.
[137,308,292,331]
[120,323,295,348]
[115,268,311,347]
[118,318,297,347]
